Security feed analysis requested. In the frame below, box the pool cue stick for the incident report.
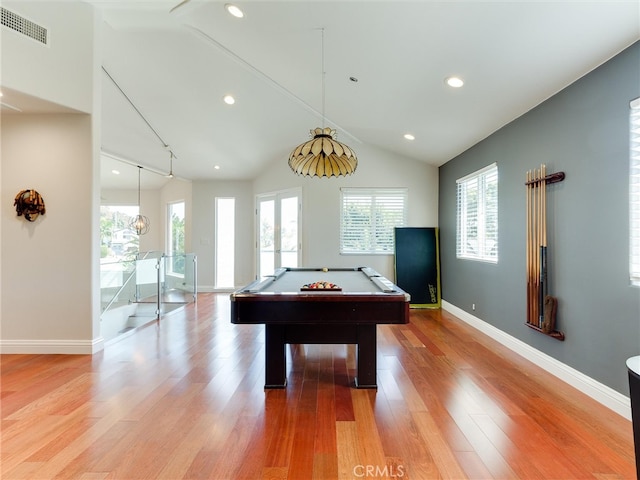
[531,168,536,325]
[539,164,547,328]
[530,168,536,325]
[531,170,536,325]
[543,164,547,249]
[528,169,532,325]
[530,169,536,325]
[527,170,533,323]
[533,165,542,326]
[539,165,545,327]
[526,170,531,324]
[535,166,540,327]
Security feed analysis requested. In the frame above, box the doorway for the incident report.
[257,189,301,278]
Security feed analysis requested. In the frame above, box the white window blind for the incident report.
[340,188,407,254]
[630,98,640,286]
[456,163,498,262]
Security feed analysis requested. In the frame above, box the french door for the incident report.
[257,189,301,278]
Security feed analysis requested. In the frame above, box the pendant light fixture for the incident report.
[288,28,357,178]
[130,166,150,235]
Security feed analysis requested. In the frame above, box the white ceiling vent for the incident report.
[1,7,48,45]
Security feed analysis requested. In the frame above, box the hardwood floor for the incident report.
[1,293,635,479]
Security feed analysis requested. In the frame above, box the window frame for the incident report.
[630,97,640,286]
[167,200,186,276]
[456,163,499,263]
[339,187,408,255]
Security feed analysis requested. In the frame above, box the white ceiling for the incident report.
[6,1,640,190]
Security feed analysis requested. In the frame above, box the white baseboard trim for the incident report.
[0,337,104,355]
[442,300,631,420]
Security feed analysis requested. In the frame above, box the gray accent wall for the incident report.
[438,41,640,396]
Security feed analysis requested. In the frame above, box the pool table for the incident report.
[230,267,410,389]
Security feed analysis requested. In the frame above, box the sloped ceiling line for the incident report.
[185,24,362,145]
[102,65,178,168]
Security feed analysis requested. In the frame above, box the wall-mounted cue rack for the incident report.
[525,165,565,341]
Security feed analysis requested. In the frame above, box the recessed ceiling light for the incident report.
[404,134,415,141]
[225,4,244,18]
[446,76,464,88]
[112,169,120,175]
[214,165,221,170]
[223,95,235,105]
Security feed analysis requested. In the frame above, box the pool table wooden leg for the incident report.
[265,324,287,388]
[355,325,377,389]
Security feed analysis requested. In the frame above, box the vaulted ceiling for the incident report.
[12,1,640,189]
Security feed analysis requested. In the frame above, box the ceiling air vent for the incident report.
[1,7,48,45]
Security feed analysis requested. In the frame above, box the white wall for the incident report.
[1,114,97,350]
[122,144,438,291]
[1,2,101,353]
[1,1,95,113]
[253,143,439,280]
[0,2,437,352]
[191,180,254,290]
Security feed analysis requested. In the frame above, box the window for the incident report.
[456,163,498,262]
[630,98,640,286]
[215,197,235,288]
[340,188,407,254]
[167,201,185,275]
[100,205,139,262]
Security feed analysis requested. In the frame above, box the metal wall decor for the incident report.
[14,189,46,221]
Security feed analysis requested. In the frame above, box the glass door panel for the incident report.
[280,196,299,269]
[257,190,300,278]
[258,199,275,278]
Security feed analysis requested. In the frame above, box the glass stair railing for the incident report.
[100,252,197,342]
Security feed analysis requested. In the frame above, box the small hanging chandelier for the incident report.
[288,29,357,178]
[130,165,150,235]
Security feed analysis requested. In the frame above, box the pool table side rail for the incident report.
[230,294,410,325]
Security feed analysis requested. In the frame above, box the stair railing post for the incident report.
[193,254,198,303]
[156,255,162,322]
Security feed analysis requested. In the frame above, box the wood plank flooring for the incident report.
[1,293,635,479]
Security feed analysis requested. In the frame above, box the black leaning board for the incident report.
[394,227,441,308]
